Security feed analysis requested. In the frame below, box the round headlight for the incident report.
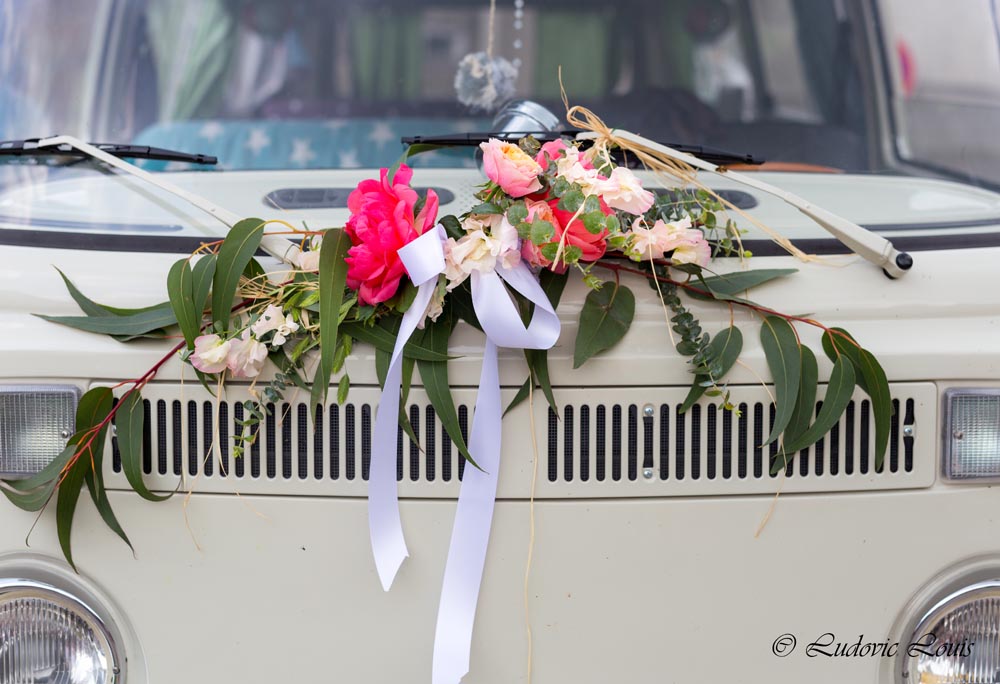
[0,579,120,683]
[903,580,1000,683]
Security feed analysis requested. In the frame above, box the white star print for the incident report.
[323,120,347,131]
[368,122,395,148]
[246,128,271,155]
[290,138,317,166]
[338,149,360,168]
[199,121,224,141]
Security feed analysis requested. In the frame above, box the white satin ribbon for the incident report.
[369,225,446,591]
[368,227,559,684]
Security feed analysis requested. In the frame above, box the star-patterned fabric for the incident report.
[132,118,487,171]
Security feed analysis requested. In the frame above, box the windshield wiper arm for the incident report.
[0,138,217,165]
[401,132,763,167]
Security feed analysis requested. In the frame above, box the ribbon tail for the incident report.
[432,340,502,684]
[368,281,435,591]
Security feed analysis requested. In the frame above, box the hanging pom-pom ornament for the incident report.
[454,51,518,112]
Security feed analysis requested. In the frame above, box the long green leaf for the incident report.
[573,282,635,368]
[784,346,819,444]
[822,328,893,467]
[191,255,216,320]
[1,444,75,511]
[680,326,743,413]
[415,314,474,465]
[56,459,88,571]
[504,376,532,416]
[54,268,169,317]
[340,321,452,361]
[781,357,856,456]
[167,259,199,350]
[312,228,352,407]
[688,269,797,301]
[211,218,265,328]
[36,305,177,336]
[759,316,801,445]
[117,391,171,502]
[84,451,132,554]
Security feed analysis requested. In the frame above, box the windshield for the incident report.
[0,0,998,187]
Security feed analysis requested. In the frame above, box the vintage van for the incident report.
[1,0,1000,682]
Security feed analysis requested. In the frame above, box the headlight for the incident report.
[943,389,1000,480]
[0,384,79,478]
[903,580,1000,683]
[0,578,120,683]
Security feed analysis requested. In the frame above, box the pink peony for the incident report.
[480,138,543,197]
[345,165,439,305]
[190,334,231,374]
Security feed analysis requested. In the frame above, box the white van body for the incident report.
[1,1,999,682]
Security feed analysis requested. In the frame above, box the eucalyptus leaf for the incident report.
[573,282,635,369]
[688,269,797,301]
[415,313,474,466]
[781,356,856,456]
[36,305,177,337]
[211,218,265,328]
[54,268,168,317]
[56,458,88,572]
[784,346,819,444]
[341,321,453,361]
[312,228,351,407]
[759,316,801,445]
[117,391,171,501]
[680,326,743,413]
[167,259,199,350]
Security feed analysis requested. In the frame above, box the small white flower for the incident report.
[251,304,300,348]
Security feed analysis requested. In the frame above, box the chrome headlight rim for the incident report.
[0,577,121,682]
[885,554,1000,684]
[0,552,144,684]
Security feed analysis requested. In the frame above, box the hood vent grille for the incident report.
[105,383,935,499]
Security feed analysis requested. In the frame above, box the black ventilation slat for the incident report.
[313,405,324,480]
[579,405,590,482]
[767,404,779,478]
[627,405,637,481]
[859,400,871,474]
[250,409,261,478]
[844,401,855,475]
[658,404,669,480]
[143,399,153,475]
[157,400,168,475]
[187,401,199,476]
[361,404,372,481]
[752,403,763,478]
[828,418,840,476]
[737,403,748,478]
[675,407,686,480]
[721,405,732,479]
[202,402,214,477]
[611,405,622,482]
[707,405,717,480]
[814,402,825,476]
[642,406,654,473]
[329,404,340,480]
[395,410,404,483]
[564,405,575,481]
[409,405,420,482]
[279,403,293,480]
[111,397,121,473]
[425,406,436,482]
[218,402,230,476]
[458,405,468,481]
[234,402,245,477]
[297,404,308,480]
[345,404,356,480]
[441,411,453,482]
[889,398,900,473]
[265,402,277,479]
[172,400,183,476]
[595,405,606,481]
[904,399,915,472]
[690,404,701,480]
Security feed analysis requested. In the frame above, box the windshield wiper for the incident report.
[0,138,217,165]
[401,131,762,167]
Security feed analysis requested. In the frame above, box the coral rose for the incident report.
[345,165,439,305]
[480,138,543,197]
[522,198,611,270]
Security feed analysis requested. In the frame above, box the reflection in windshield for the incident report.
[0,0,997,186]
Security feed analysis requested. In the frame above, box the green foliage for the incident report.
[680,326,743,413]
[312,228,352,407]
[211,218,265,328]
[759,316,801,445]
[36,305,176,338]
[529,220,555,245]
[776,356,856,468]
[117,391,172,501]
[687,269,797,302]
[573,281,635,369]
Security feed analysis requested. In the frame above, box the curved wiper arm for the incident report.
[401,131,762,167]
[0,138,217,165]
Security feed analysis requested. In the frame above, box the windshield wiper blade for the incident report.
[401,131,763,166]
[0,138,217,165]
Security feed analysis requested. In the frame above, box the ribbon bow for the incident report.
[368,226,560,684]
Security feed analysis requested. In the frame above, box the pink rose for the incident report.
[190,334,231,374]
[345,165,439,305]
[480,138,543,198]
